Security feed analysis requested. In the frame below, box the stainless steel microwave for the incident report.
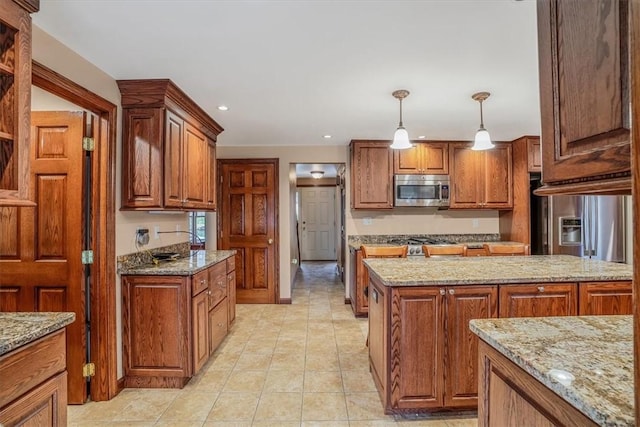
[394,174,450,207]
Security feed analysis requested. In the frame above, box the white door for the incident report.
[299,187,336,260]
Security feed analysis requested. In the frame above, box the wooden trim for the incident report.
[296,183,337,187]
[534,176,631,195]
[279,298,292,304]
[631,0,640,423]
[11,0,38,13]
[32,61,118,402]
[116,377,125,393]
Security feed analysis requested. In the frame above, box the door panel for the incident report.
[299,187,336,261]
[0,111,88,404]
[218,160,278,304]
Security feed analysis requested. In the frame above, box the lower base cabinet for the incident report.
[122,257,235,388]
[478,340,598,427]
[349,248,368,316]
[0,330,68,427]
[578,281,633,315]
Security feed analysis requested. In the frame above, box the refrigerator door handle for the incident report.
[591,197,598,258]
[582,197,589,257]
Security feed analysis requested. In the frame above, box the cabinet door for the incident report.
[499,283,577,318]
[227,270,236,326]
[444,285,498,409]
[192,290,209,374]
[578,281,633,315]
[182,122,208,209]
[527,137,542,173]
[0,372,67,427]
[164,110,184,208]
[206,140,216,209]
[122,276,191,379]
[482,143,513,208]
[390,287,445,409]
[368,279,387,398]
[121,108,164,208]
[208,262,227,309]
[350,249,368,316]
[393,144,421,174]
[537,0,630,188]
[209,298,228,354]
[449,143,481,208]
[350,141,393,209]
[421,142,449,175]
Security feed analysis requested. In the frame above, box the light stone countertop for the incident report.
[349,240,521,250]
[469,315,633,427]
[363,255,632,286]
[119,250,236,276]
[0,312,76,356]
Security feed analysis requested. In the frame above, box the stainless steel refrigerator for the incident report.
[546,195,627,262]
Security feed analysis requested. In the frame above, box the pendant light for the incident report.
[390,89,412,150]
[471,91,495,151]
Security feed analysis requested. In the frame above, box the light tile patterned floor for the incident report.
[68,262,477,427]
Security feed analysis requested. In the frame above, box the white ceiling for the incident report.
[33,0,540,148]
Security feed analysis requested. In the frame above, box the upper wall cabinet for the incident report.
[350,140,393,209]
[536,0,631,195]
[393,141,449,175]
[118,79,223,211]
[0,0,39,206]
[449,142,513,210]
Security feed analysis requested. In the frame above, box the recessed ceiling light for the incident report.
[217,105,229,111]
[323,135,332,139]
[418,135,426,139]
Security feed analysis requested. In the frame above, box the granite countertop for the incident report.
[349,239,519,251]
[363,255,632,286]
[0,312,76,356]
[469,315,633,427]
[119,250,236,275]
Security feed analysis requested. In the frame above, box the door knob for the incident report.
[268,238,273,244]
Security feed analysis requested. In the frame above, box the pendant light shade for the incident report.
[390,90,413,150]
[471,92,495,151]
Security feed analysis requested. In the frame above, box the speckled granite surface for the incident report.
[117,242,191,270]
[363,255,632,286]
[469,316,633,427]
[0,312,75,356]
[348,233,501,250]
[119,250,236,275]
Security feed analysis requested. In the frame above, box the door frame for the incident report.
[33,61,118,401]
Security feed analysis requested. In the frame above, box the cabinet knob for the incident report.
[268,238,273,245]
[208,290,212,295]
[448,289,455,295]
[218,323,224,328]
[538,286,545,292]
[439,289,445,295]
[218,281,224,286]
[201,279,206,285]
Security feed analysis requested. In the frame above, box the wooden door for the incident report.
[299,187,336,261]
[0,111,87,403]
[444,285,497,408]
[499,283,577,318]
[449,143,481,209]
[350,141,393,209]
[537,0,631,186]
[482,143,513,208]
[390,287,445,409]
[578,281,633,315]
[218,159,278,304]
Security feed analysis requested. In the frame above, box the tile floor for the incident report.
[69,262,477,427]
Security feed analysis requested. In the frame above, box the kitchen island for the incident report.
[470,315,632,427]
[0,312,76,426]
[362,255,632,415]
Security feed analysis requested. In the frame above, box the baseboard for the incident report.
[117,377,125,393]
[279,298,292,304]
[344,298,351,304]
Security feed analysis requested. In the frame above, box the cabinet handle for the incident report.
[448,289,455,295]
[439,289,445,295]
[218,323,224,328]
[218,281,224,286]
[538,286,545,292]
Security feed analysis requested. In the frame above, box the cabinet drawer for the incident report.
[192,269,209,296]
[208,262,227,308]
[209,299,228,353]
[226,256,235,273]
[0,329,66,408]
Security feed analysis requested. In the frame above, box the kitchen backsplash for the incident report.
[117,242,191,272]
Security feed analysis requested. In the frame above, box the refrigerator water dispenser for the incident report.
[559,217,582,246]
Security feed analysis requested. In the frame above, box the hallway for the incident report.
[68,262,476,426]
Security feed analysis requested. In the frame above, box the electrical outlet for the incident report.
[154,226,160,239]
[472,219,479,228]
[363,217,373,226]
[136,228,150,246]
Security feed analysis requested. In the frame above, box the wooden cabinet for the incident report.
[348,247,368,316]
[118,79,223,211]
[499,283,577,318]
[536,0,631,195]
[478,340,598,427]
[526,136,541,173]
[0,329,68,427]
[226,256,236,326]
[578,281,633,315]
[369,276,497,414]
[449,142,513,209]
[0,0,38,206]
[350,140,393,209]
[393,141,448,175]
[122,258,232,387]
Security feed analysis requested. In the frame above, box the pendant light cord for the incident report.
[398,97,404,127]
[479,99,485,129]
